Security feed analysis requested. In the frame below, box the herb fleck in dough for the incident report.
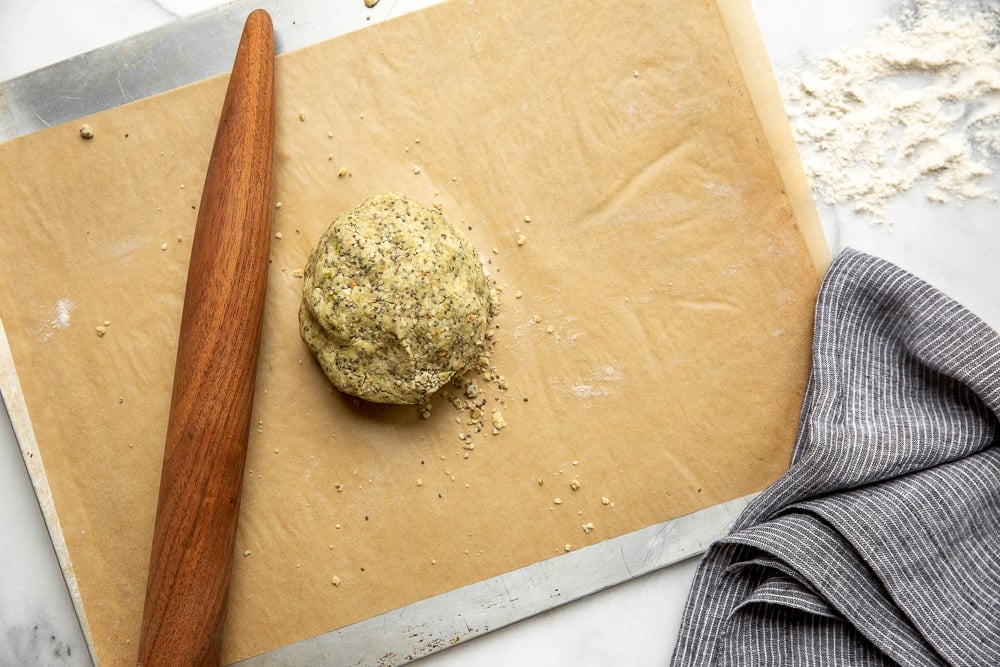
[299,193,492,404]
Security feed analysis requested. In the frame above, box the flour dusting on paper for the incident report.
[38,299,75,341]
[570,365,623,399]
[52,299,74,329]
[783,0,1000,224]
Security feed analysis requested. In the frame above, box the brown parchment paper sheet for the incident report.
[0,0,827,664]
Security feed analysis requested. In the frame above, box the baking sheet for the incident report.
[0,0,826,664]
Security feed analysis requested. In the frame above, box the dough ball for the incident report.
[299,193,493,404]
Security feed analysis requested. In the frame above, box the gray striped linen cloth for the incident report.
[670,249,1000,666]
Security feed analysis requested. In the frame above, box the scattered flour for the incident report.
[51,299,74,330]
[782,0,1000,224]
[38,298,75,341]
[570,365,622,399]
[571,385,609,398]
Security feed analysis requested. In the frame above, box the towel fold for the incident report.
[671,249,1000,666]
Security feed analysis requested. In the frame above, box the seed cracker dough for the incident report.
[299,193,492,404]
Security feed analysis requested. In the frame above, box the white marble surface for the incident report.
[1,0,997,665]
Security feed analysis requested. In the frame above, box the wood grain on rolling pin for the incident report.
[137,9,274,666]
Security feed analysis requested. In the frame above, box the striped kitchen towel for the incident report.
[671,249,1000,666]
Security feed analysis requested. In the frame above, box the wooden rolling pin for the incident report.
[137,10,274,666]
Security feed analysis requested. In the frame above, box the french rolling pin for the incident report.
[137,9,274,666]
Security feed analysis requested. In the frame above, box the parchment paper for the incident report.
[0,0,827,664]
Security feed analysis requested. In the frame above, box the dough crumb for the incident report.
[331,575,342,586]
[465,381,480,399]
[79,124,94,139]
[491,410,506,434]
[364,0,379,7]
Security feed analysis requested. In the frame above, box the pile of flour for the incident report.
[782,0,1000,224]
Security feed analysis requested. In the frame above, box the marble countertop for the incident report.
[1,0,996,664]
